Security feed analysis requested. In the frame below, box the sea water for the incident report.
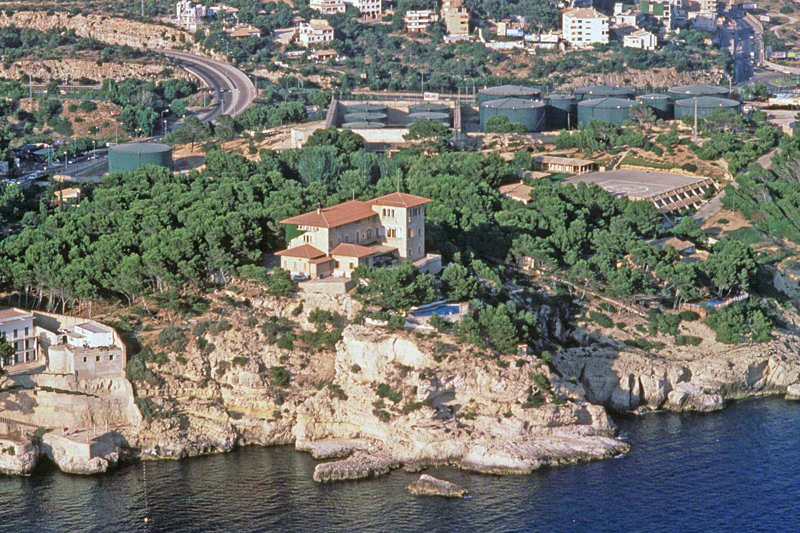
[1,398,798,533]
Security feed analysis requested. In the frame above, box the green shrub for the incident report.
[308,309,335,325]
[208,319,232,335]
[327,382,348,400]
[376,383,402,403]
[372,409,391,422]
[401,401,424,414]
[530,373,552,393]
[678,310,700,321]
[276,332,295,350]
[675,335,702,346]
[522,391,545,409]
[216,360,229,376]
[589,311,613,328]
[598,302,617,314]
[152,352,169,366]
[157,327,187,353]
[269,365,291,387]
[232,356,249,367]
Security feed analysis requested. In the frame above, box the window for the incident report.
[24,327,29,336]
[367,229,372,239]
[304,234,312,243]
[334,260,340,268]
[13,329,17,338]
[409,229,415,238]
[349,262,355,270]
[109,355,114,361]
[83,357,87,363]
[387,228,397,238]
[96,356,100,362]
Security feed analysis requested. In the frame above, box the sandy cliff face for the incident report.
[0,11,194,51]
[2,58,192,83]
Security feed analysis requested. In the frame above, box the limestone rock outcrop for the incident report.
[407,474,468,497]
[553,330,800,413]
[0,438,39,475]
[0,11,194,51]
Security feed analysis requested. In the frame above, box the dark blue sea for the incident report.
[1,398,799,533]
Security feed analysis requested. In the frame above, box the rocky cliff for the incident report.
[0,11,194,51]
[3,57,192,83]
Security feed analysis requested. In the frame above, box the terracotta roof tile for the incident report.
[280,200,378,229]
[275,244,327,259]
[368,192,431,208]
[331,243,380,258]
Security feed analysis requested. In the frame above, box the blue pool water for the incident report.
[1,398,799,532]
[410,304,461,317]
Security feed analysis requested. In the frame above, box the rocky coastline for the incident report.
[2,294,800,482]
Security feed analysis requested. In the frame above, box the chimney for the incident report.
[316,206,322,214]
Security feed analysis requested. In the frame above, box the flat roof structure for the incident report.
[566,169,716,212]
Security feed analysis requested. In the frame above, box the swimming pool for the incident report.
[409,303,461,317]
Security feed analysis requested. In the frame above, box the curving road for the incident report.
[165,51,257,119]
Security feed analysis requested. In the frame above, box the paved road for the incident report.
[165,51,256,119]
[721,11,759,84]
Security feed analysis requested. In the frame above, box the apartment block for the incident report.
[562,7,610,47]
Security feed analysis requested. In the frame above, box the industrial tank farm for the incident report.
[673,96,740,120]
[636,94,674,120]
[668,84,730,100]
[477,84,541,105]
[545,94,578,130]
[408,112,451,126]
[577,97,635,125]
[479,98,547,132]
[108,142,173,173]
[574,85,634,101]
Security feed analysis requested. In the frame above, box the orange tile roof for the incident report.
[280,200,378,229]
[330,243,379,258]
[368,192,431,208]
[275,244,326,259]
[498,181,532,200]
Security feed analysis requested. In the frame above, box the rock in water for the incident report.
[785,383,800,401]
[406,474,468,498]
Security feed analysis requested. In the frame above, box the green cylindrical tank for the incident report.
[346,103,387,113]
[407,112,451,126]
[480,98,547,132]
[341,121,386,129]
[577,97,635,125]
[673,96,741,120]
[409,103,450,114]
[343,112,387,122]
[545,93,577,130]
[477,85,541,105]
[108,142,172,173]
[668,84,730,100]
[636,93,674,120]
[574,85,634,101]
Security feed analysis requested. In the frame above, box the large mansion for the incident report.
[277,192,440,279]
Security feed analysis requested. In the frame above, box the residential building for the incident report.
[534,155,597,174]
[0,308,125,378]
[309,0,346,15]
[638,0,682,32]
[311,48,339,62]
[45,320,124,379]
[562,7,610,47]
[442,0,470,37]
[53,187,81,207]
[226,24,261,39]
[348,0,382,19]
[277,192,437,279]
[405,9,438,33]
[0,308,37,367]
[623,28,658,49]
[175,0,207,31]
[498,182,533,204]
[612,2,639,26]
[298,19,335,47]
[699,0,717,13]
